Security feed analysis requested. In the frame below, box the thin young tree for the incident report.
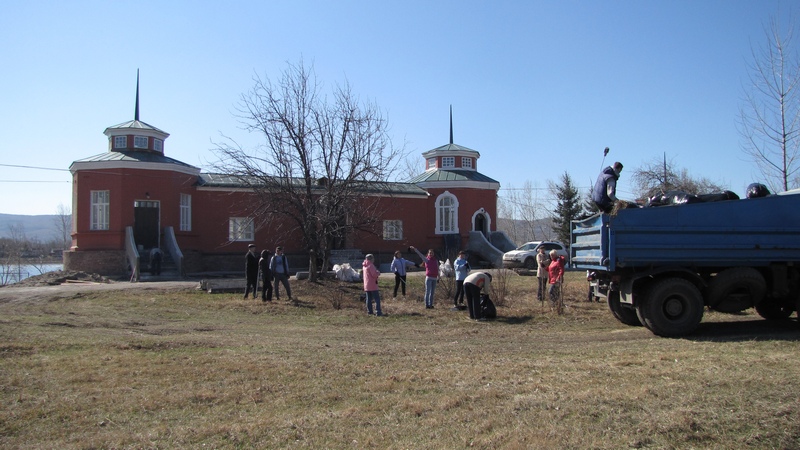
[738,17,800,193]
[53,203,72,250]
[212,59,403,281]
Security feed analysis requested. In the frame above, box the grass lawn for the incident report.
[1,271,799,448]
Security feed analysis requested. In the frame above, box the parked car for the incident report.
[502,241,568,269]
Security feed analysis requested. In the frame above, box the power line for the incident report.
[0,163,70,172]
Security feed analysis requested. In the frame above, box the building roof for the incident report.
[103,119,170,137]
[427,142,479,153]
[71,150,198,169]
[407,169,499,184]
[197,173,430,197]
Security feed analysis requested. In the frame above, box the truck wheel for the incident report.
[754,298,794,320]
[705,267,766,313]
[524,257,536,269]
[607,291,641,326]
[638,278,704,337]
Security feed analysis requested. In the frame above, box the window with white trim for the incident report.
[229,217,254,241]
[442,156,455,168]
[462,157,473,169]
[114,136,127,149]
[383,220,403,240]
[426,157,437,170]
[154,139,163,152]
[90,190,110,230]
[180,194,191,231]
[134,136,148,149]
[435,192,459,234]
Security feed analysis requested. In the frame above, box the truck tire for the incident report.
[607,290,641,326]
[754,298,794,320]
[524,257,536,269]
[638,278,704,337]
[705,267,766,313]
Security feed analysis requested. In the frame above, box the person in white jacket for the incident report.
[463,271,492,321]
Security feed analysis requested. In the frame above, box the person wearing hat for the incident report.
[244,244,259,299]
[269,246,292,301]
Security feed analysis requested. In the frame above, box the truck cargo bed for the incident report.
[571,191,800,271]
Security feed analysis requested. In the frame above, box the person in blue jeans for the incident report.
[452,251,470,310]
[411,246,439,309]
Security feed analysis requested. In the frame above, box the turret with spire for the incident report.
[103,70,170,154]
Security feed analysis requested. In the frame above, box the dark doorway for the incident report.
[474,213,488,235]
[134,200,160,249]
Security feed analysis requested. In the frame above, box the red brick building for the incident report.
[65,91,507,278]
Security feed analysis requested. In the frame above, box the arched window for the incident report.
[435,191,459,234]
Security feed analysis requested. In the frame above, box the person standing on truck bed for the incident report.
[592,161,623,213]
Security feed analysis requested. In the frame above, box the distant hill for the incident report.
[0,214,60,242]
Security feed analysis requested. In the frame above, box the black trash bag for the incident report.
[646,191,701,207]
[480,293,497,319]
[696,190,740,203]
[746,183,771,199]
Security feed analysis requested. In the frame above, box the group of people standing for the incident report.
[364,247,493,321]
[535,247,567,306]
[244,244,293,302]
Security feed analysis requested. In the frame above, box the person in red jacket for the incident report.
[547,250,566,306]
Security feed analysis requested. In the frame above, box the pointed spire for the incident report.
[134,69,140,121]
[449,105,453,144]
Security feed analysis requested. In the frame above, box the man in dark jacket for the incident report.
[592,161,623,213]
[244,244,259,299]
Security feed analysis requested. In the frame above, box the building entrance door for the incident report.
[134,200,160,249]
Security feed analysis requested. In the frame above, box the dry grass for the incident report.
[1,271,799,449]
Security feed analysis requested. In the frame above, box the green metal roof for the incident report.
[71,150,198,169]
[197,173,429,196]
[407,169,499,184]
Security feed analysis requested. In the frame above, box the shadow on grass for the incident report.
[687,318,800,342]
[491,315,534,325]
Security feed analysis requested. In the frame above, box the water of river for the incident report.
[1,264,63,285]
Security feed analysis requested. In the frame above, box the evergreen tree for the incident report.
[549,172,585,245]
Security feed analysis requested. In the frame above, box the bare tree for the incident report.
[53,203,72,250]
[212,60,403,281]
[632,155,728,201]
[497,181,549,245]
[738,17,800,193]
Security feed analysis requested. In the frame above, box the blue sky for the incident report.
[1,0,795,215]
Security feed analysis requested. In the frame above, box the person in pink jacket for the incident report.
[362,254,383,316]
[411,246,439,309]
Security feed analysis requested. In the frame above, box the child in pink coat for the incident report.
[362,254,383,316]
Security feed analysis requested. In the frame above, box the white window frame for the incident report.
[114,136,127,149]
[426,157,437,170]
[154,139,163,152]
[90,190,110,230]
[229,217,254,241]
[134,136,148,149]
[442,156,455,168]
[435,191,459,234]
[462,157,473,169]
[180,194,191,231]
[383,220,403,240]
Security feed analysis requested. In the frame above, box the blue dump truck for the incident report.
[570,190,800,336]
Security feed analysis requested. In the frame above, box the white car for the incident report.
[502,241,568,269]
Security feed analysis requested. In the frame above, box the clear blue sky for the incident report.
[1,0,795,215]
